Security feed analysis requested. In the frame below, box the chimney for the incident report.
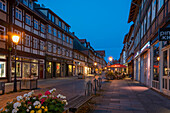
[72,32,75,35]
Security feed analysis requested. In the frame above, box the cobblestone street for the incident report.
[92,79,170,113]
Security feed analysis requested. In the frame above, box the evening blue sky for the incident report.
[37,0,133,62]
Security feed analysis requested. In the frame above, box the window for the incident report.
[70,38,73,44]
[25,34,30,47]
[163,50,168,76]
[144,16,147,35]
[0,61,6,77]
[34,19,38,30]
[53,28,57,36]
[63,34,65,41]
[66,36,69,43]
[158,0,164,11]
[62,48,65,56]
[26,14,31,25]
[147,7,151,30]
[23,0,28,6]
[58,31,61,38]
[49,13,51,20]
[16,8,22,20]
[141,23,143,38]
[55,17,59,25]
[40,40,45,51]
[153,42,159,81]
[59,20,62,27]
[33,38,38,49]
[41,23,45,33]
[53,44,57,53]
[0,25,5,40]
[151,0,156,22]
[0,0,6,12]
[48,25,52,34]
[48,42,52,52]
[65,25,68,31]
[29,0,33,9]
[70,51,72,57]
[58,47,61,54]
[52,15,55,23]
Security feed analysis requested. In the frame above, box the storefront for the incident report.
[0,55,6,78]
[73,60,85,76]
[134,51,140,81]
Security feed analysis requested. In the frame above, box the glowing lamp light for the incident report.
[109,56,113,62]
[157,57,160,61]
[12,35,20,44]
[94,62,97,66]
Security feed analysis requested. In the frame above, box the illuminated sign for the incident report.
[159,28,170,41]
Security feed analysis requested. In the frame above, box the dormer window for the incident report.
[23,0,28,6]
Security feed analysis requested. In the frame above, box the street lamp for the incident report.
[12,35,20,92]
[108,56,113,71]
[94,62,97,75]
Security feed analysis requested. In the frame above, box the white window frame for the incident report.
[0,25,5,41]
[33,38,38,49]
[53,44,57,53]
[16,8,22,20]
[34,19,38,30]
[25,34,30,47]
[40,40,44,51]
[41,23,45,33]
[0,0,6,12]
[25,14,31,25]
[48,42,52,52]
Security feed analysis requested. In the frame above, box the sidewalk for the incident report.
[92,79,170,113]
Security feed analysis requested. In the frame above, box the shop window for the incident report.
[23,63,30,78]
[163,50,168,76]
[47,62,52,74]
[12,61,21,77]
[31,63,38,77]
[56,63,60,75]
[68,65,72,73]
[34,19,38,30]
[26,14,31,25]
[153,42,159,80]
[0,61,5,77]
[0,25,5,41]
[16,8,22,20]
[0,0,6,12]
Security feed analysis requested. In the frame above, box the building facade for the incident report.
[120,0,170,96]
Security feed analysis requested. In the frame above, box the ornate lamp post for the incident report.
[12,35,20,92]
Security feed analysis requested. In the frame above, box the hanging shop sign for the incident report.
[159,28,170,41]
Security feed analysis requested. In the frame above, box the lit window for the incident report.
[26,14,31,25]
[53,28,57,36]
[48,25,52,34]
[16,8,22,20]
[34,19,38,30]
[0,0,6,12]
[41,23,45,33]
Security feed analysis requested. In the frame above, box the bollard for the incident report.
[94,79,98,95]
[87,81,92,96]
[98,77,102,90]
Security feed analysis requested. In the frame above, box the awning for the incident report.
[107,64,127,68]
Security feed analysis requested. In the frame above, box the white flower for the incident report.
[5,109,8,112]
[12,109,17,113]
[16,96,23,101]
[33,97,36,100]
[23,94,28,97]
[33,101,41,106]
[26,97,30,101]
[62,100,68,105]
[57,94,66,99]
[13,102,21,109]
[40,95,47,99]
[0,108,3,111]
[49,88,56,93]
[28,106,32,109]
[26,109,29,112]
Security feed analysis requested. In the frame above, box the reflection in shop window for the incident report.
[56,63,60,75]
[47,62,52,74]
[0,62,5,77]
[31,63,38,77]
[163,50,168,76]
[23,63,30,78]
[12,62,21,77]
[153,42,159,80]
[68,65,72,73]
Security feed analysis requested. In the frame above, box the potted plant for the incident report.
[0,88,68,113]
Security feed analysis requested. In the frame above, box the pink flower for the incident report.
[45,91,51,95]
[41,98,45,104]
[38,94,42,97]
[27,101,31,105]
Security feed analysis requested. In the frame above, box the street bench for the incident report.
[0,82,5,94]
[65,95,93,113]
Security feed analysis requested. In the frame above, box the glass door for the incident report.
[162,49,170,94]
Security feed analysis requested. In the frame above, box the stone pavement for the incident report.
[92,79,170,113]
